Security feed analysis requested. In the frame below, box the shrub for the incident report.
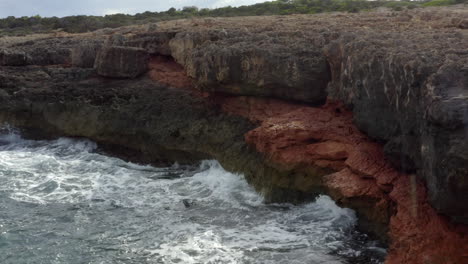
[422,0,456,7]
[0,0,464,36]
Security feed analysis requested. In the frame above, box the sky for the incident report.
[0,0,268,18]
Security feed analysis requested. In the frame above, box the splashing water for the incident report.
[0,128,386,264]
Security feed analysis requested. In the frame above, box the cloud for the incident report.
[102,9,132,16]
[0,0,268,18]
[210,0,266,8]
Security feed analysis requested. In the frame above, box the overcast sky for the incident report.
[0,0,268,18]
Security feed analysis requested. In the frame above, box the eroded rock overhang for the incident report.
[1,7,468,264]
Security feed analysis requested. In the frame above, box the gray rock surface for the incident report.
[71,41,102,68]
[169,30,329,103]
[126,32,177,55]
[94,46,149,78]
[324,30,468,223]
[0,49,29,66]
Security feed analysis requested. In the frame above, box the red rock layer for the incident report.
[148,55,198,90]
[226,97,468,264]
[147,58,468,264]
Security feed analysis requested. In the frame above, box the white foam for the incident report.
[0,129,381,263]
[189,160,264,208]
[0,124,21,143]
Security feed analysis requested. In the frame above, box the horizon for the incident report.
[0,0,268,19]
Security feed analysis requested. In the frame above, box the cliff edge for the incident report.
[1,5,467,263]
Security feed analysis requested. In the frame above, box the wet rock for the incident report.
[242,100,393,238]
[182,199,194,208]
[94,46,149,78]
[240,98,468,261]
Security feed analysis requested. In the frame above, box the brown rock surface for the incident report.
[148,55,193,89]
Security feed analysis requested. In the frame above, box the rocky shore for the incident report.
[1,5,467,263]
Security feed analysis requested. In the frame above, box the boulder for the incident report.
[169,31,221,65]
[27,47,72,65]
[71,42,102,68]
[94,46,149,78]
[170,31,330,104]
[0,49,29,66]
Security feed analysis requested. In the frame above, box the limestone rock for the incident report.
[170,31,329,104]
[0,49,29,66]
[71,42,102,68]
[146,23,159,32]
[94,46,149,78]
[27,47,72,65]
[1,7,468,263]
[324,30,468,223]
[126,32,176,55]
[169,31,222,67]
[105,34,126,46]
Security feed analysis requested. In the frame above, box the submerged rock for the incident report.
[182,199,195,208]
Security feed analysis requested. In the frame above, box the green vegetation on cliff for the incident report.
[0,0,466,35]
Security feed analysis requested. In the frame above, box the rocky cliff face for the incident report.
[1,5,467,264]
[325,30,468,224]
[94,46,149,78]
[169,30,330,104]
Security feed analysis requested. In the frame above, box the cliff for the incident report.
[1,5,467,263]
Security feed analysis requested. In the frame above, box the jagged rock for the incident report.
[94,46,149,78]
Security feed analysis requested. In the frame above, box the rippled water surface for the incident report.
[0,129,385,264]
